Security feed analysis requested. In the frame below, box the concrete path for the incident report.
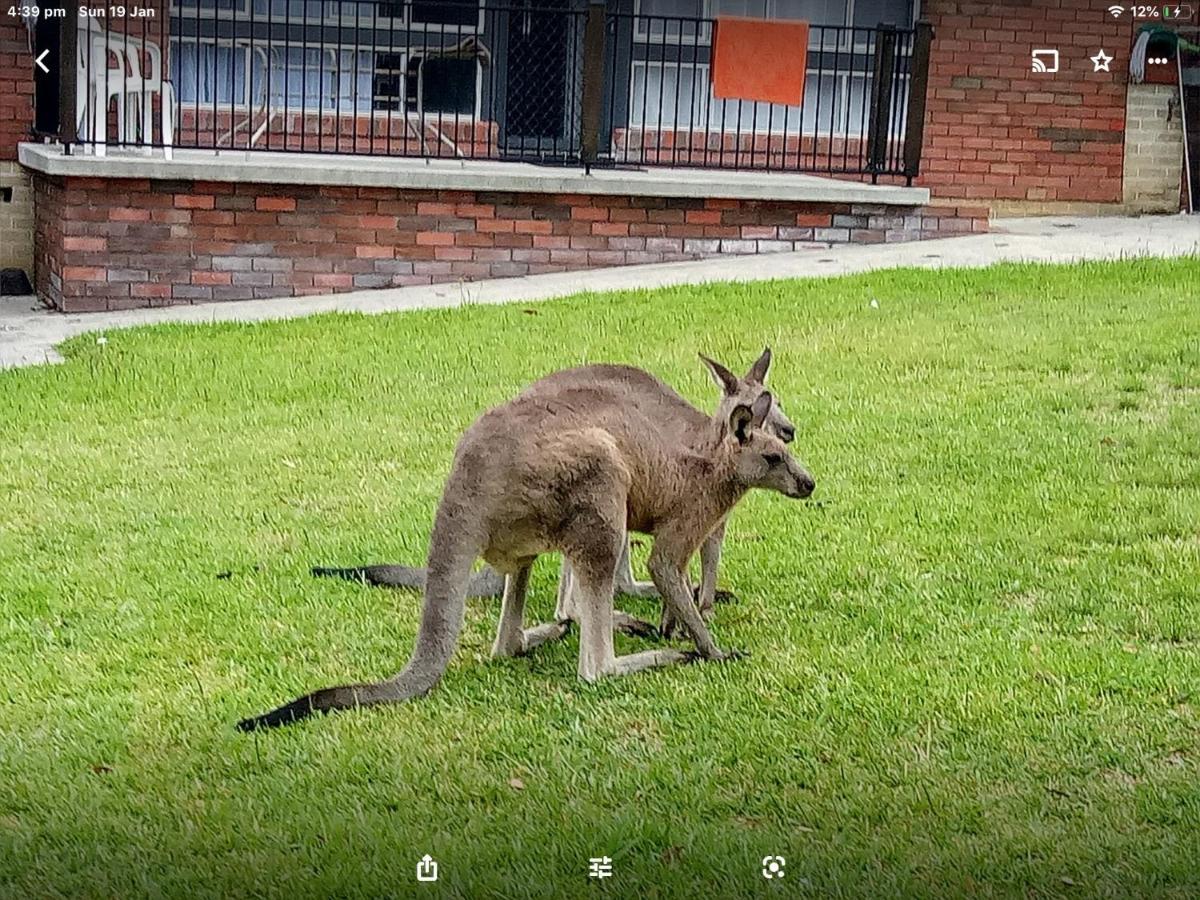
[2,214,1196,370]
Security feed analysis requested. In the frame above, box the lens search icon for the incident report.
[761,855,785,879]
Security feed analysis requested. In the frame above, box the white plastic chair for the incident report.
[123,39,176,159]
[75,18,127,156]
[74,19,174,158]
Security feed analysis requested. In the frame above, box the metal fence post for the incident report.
[902,20,934,185]
[865,23,898,184]
[58,0,81,149]
[580,1,607,173]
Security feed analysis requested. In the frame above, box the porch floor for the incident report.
[19,144,930,207]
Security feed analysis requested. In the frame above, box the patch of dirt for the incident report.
[1101,769,1140,788]
[1004,589,1040,611]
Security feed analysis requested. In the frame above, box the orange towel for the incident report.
[711,16,809,106]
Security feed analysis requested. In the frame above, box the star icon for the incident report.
[1091,49,1113,72]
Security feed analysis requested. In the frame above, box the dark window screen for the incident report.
[421,58,476,114]
[412,1,478,25]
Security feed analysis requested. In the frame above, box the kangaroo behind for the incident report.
[311,348,797,611]
[240,361,813,731]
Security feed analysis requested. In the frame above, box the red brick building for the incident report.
[920,0,1190,213]
[2,0,1194,311]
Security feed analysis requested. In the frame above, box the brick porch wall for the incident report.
[32,174,987,312]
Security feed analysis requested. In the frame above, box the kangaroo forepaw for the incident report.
[691,585,739,606]
[614,611,660,640]
[658,613,688,641]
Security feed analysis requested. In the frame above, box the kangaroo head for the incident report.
[701,347,796,444]
[725,392,814,499]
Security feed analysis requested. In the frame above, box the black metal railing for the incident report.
[36,0,932,182]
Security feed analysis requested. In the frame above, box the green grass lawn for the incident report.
[1,258,1198,898]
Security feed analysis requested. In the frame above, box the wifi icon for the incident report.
[1107,4,1125,15]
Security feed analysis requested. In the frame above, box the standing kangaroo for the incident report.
[239,362,814,730]
[312,349,796,630]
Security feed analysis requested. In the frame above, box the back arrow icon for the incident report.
[35,50,50,73]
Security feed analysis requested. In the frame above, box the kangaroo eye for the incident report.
[763,452,783,466]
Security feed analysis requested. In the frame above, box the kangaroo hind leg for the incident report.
[492,561,569,659]
[569,546,690,683]
[613,538,660,599]
[558,556,659,639]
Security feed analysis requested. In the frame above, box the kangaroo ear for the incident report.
[729,403,755,444]
[745,346,772,384]
[751,390,772,427]
[700,354,739,395]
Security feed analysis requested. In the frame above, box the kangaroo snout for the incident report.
[791,471,815,499]
[777,423,796,444]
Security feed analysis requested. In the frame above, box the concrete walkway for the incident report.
[2,214,1197,370]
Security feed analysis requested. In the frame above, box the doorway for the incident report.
[1180,31,1199,212]
[499,0,581,161]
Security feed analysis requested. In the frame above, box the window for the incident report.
[372,52,409,111]
[638,0,700,17]
[411,1,478,27]
[322,0,377,21]
[851,0,910,26]
[635,0,912,29]
[631,0,911,137]
[335,49,376,111]
[270,47,331,108]
[630,61,878,136]
[419,57,476,114]
[635,0,707,41]
[172,41,253,105]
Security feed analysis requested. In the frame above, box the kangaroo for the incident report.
[238,362,814,730]
[312,349,796,632]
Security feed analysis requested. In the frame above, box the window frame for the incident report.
[631,0,913,45]
[627,57,887,138]
[627,0,912,140]
[168,0,487,32]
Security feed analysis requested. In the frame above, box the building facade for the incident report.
[2,0,1195,309]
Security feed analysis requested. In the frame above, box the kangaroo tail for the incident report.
[240,507,481,732]
[311,564,429,590]
[311,563,505,598]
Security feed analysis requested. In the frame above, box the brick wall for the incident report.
[1122,84,1184,212]
[1,162,35,274]
[32,174,987,311]
[920,0,1130,207]
[1,17,33,161]
[31,173,63,302]
[1,16,35,275]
